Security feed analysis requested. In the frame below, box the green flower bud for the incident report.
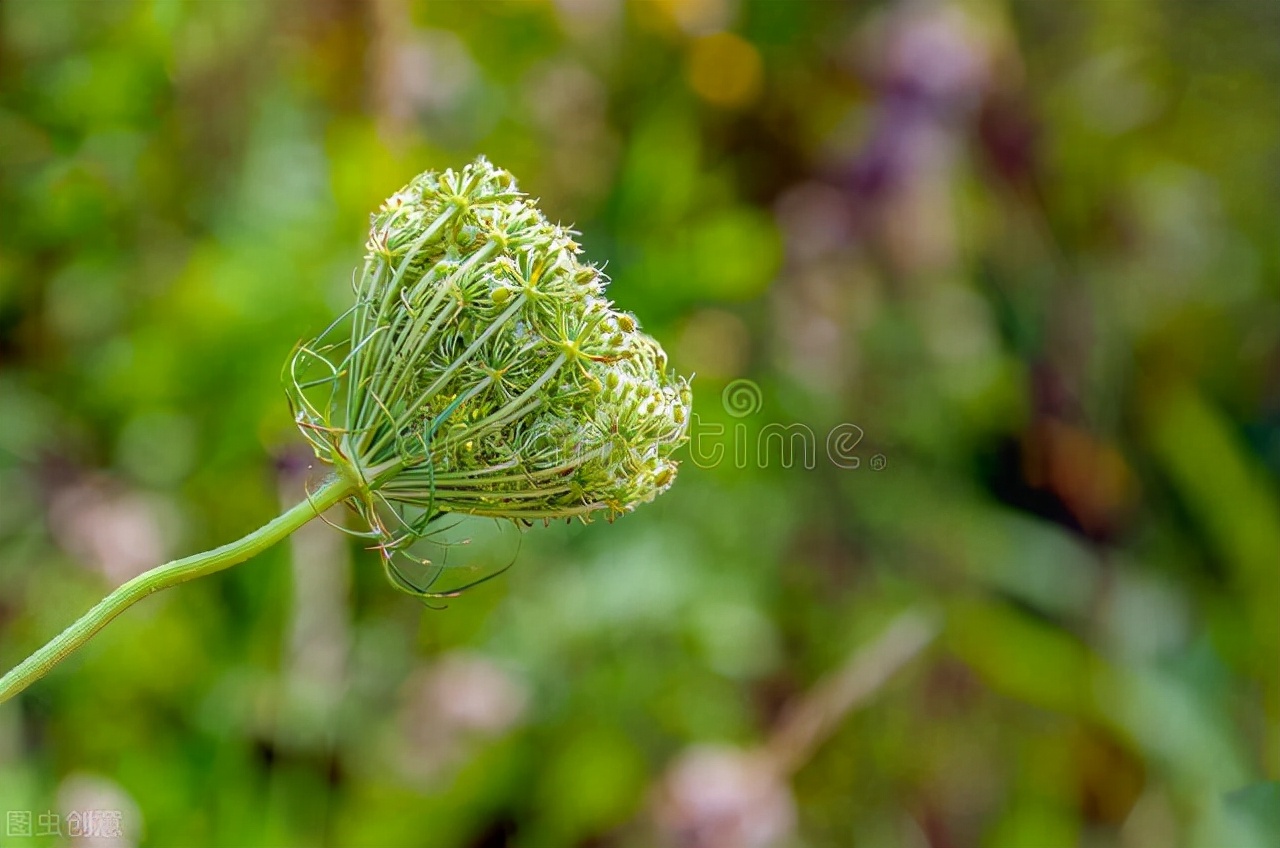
[287,157,691,560]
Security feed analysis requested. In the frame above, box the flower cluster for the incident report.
[288,157,690,557]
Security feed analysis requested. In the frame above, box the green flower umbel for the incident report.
[288,157,690,547]
[0,158,690,705]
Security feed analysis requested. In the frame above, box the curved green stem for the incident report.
[0,474,356,705]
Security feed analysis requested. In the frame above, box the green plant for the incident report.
[0,157,690,704]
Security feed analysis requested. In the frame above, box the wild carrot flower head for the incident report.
[287,157,690,570]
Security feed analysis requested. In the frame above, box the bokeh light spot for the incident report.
[685,32,762,108]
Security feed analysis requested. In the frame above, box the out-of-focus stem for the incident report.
[766,610,939,776]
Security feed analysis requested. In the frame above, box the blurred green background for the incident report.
[1,1,1278,846]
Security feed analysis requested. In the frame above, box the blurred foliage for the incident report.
[1,1,1279,846]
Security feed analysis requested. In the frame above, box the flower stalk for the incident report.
[0,475,355,705]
